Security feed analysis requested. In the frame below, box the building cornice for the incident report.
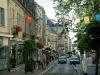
[12,0,36,20]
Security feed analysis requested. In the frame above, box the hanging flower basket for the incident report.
[17,26,22,32]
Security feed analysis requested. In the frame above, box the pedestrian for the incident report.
[42,54,46,69]
[46,57,49,66]
[11,55,16,68]
[38,55,41,69]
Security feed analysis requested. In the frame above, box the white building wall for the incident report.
[0,0,8,33]
[8,0,25,40]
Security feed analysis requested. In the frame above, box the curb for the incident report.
[38,61,57,75]
[9,64,24,72]
[10,67,19,72]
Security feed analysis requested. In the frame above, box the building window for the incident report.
[17,13,21,26]
[0,7,5,26]
[17,13,19,26]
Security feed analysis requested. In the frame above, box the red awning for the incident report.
[38,43,44,49]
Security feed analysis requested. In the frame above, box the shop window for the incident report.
[18,44,23,52]
[0,48,6,59]
[0,48,7,70]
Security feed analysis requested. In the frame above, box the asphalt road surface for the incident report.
[42,62,78,75]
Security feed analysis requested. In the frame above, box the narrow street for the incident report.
[0,59,83,75]
[42,59,83,75]
[1,0,100,75]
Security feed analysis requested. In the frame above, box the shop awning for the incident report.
[38,43,44,49]
[0,34,13,37]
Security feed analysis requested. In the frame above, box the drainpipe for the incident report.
[7,0,11,71]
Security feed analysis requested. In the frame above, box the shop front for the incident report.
[9,40,24,69]
[0,36,10,70]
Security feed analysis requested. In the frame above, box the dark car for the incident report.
[58,56,67,64]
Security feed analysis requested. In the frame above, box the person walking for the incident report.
[38,55,41,69]
[42,54,46,69]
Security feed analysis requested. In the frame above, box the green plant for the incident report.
[23,39,38,52]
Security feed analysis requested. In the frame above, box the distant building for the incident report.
[43,18,57,50]
[57,28,70,53]
[47,33,57,50]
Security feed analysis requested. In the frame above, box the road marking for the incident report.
[38,61,57,75]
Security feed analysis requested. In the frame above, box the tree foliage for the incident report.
[23,39,38,52]
[54,0,100,53]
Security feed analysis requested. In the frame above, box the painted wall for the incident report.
[0,0,8,33]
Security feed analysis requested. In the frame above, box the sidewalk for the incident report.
[0,60,57,75]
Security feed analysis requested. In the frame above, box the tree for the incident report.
[54,0,100,75]
[54,0,94,53]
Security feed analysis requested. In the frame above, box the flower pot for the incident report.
[25,61,34,73]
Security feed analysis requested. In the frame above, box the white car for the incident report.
[69,57,80,64]
[58,56,67,64]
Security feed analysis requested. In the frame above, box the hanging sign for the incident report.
[26,16,32,23]
[84,16,90,24]
[95,14,100,21]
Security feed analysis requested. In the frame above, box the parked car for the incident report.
[69,57,80,64]
[66,54,70,58]
[58,56,67,64]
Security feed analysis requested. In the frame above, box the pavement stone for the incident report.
[0,60,57,75]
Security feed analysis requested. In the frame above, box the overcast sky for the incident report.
[35,0,56,19]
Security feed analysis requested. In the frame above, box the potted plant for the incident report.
[23,39,38,73]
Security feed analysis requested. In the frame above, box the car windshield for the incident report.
[71,58,78,60]
[59,56,66,59]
